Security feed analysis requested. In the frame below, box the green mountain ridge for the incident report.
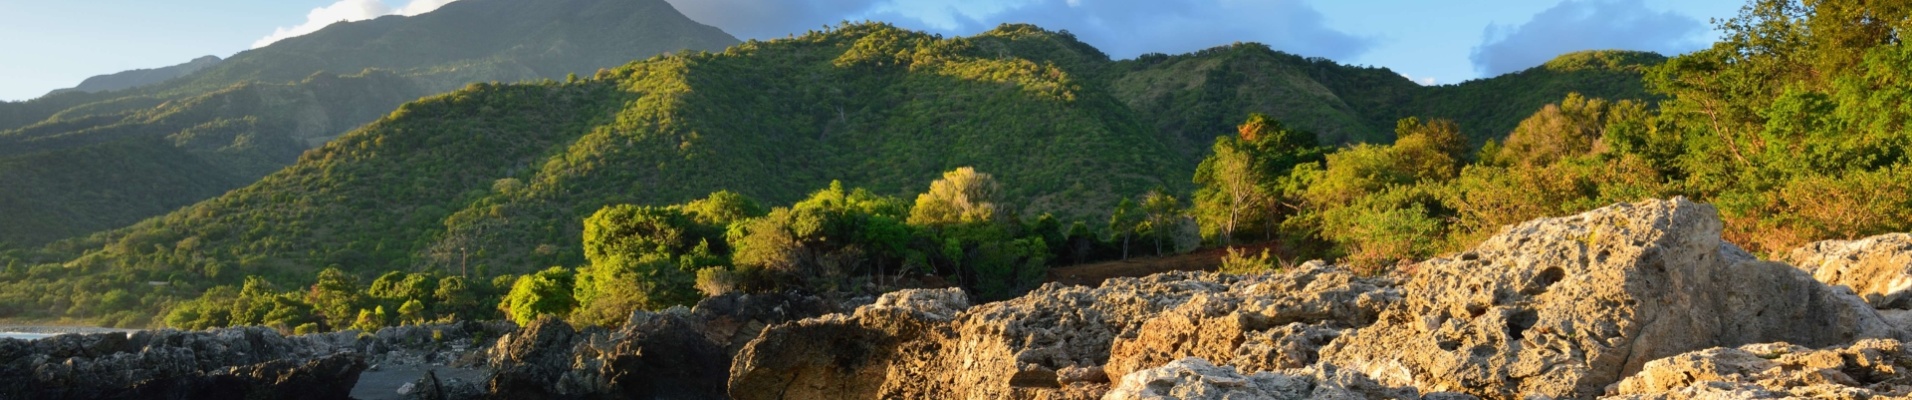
[45,55,225,97]
[0,0,740,247]
[0,22,1662,325]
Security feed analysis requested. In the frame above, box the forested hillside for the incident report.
[0,0,738,247]
[0,22,1664,328]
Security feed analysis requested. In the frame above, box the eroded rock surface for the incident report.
[731,273,1236,399]
[0,323,500,400]
[483,291,836,399]
[1319,198,1903,399]
[1607,339,1912,399]
[1104,262,1399,379]
[1104,357,1426,400]
[1789,233,1912,309]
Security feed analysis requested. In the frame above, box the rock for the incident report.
[1320,198,1904,400]
[730,274,1251,399]
[1103,357,1424,400]
[1606,339,1912,399]
[0,326,392,400]
[1788,233,1912,309]
[127,352,367,400]
[1105,261,1398,379]
[482,292,836,399]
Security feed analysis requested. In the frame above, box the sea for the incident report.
[0,332,53,340]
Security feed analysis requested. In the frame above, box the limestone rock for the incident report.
[1105,262,1398,379]
[483,292,836,399]
[1319,198,1904,400]
[0,324,485,400]
[731,275,1231,400]
[1606,339,1912,399]
[1104,357,1426,400]
[1788,233,1912,309]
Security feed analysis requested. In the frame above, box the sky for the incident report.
[0,0,1745,102]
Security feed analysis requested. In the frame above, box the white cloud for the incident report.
[1469,0,1706,76]
[252,0,462,48]
[1400,73,1437,86]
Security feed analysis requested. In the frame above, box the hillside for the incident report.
[0,22,1669,326]
[0,0,739,247]
[1109,45,1662,157]
[45,55,224,96]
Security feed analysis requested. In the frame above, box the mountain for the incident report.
[1109,45,1663,158]
[0,23,1663,325]
[46,56,225,96]
[0,0,739,247]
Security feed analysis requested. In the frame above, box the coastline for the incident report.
[0,324,138,340]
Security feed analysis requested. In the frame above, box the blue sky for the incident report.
[0,0,1745,101]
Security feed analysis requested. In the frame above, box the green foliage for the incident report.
[0,0,740,248]
[6,20,1677,326]
[1217,247,1277,275]
[501,267,577,326]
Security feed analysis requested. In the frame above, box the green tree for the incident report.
[1193,137,1265,246]
[305,267,362,330]
[500,267,577,326]
[908,167,1003,226]
[1139,190,1188,256]
[1106,197,1142,260]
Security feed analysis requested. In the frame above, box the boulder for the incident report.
[1104,357,1426,400]
[1788,233,1912,309]
[731,274,1235,400]
[1607,339,1912,399]
[1105,262,1399,379]
[483,292,836,399]
[0,326,399,400]
[1319,198,1903,399]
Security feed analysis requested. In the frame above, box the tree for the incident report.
[306,267,361,330]
[1194,137,1266,246]
[500,267,577,326]
[1106,198,1142,260]
[1139,190,1186,256]
[398,299,425,325]
[908,167,1003,226]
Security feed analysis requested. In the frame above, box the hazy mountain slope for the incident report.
[0,0,739,247]
[1110,47,1664,156]
[45,56,225,97]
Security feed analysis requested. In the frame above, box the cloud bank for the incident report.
[1470,0,1705,76]
[253,0,461,48]
[664,0,1373,60]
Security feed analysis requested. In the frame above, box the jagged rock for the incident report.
[731,274,1249,399]
[1606,339,1912,399]
[1788,233,1912,309]
[1320,198,1904,400]
[483,292,836,399]
[689,291,840,356]
[1105,262,1399,379]
[0,325,485,400]
[1104,357,1427,400]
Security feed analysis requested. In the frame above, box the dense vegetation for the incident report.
[0,0,739,247]
[0,15,1690,330]
[1194,0,1912,273]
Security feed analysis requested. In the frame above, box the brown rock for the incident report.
[1103,357,1424,400]
[1788,233,1912,309]
[1105,261,1398,379]
[1320,198,1903,400]
[1607,339,1912,399]
[730,274,1233,400]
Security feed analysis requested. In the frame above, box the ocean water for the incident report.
[0,332,54,340]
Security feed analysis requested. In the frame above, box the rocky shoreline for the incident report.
[7,198,1912,399]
